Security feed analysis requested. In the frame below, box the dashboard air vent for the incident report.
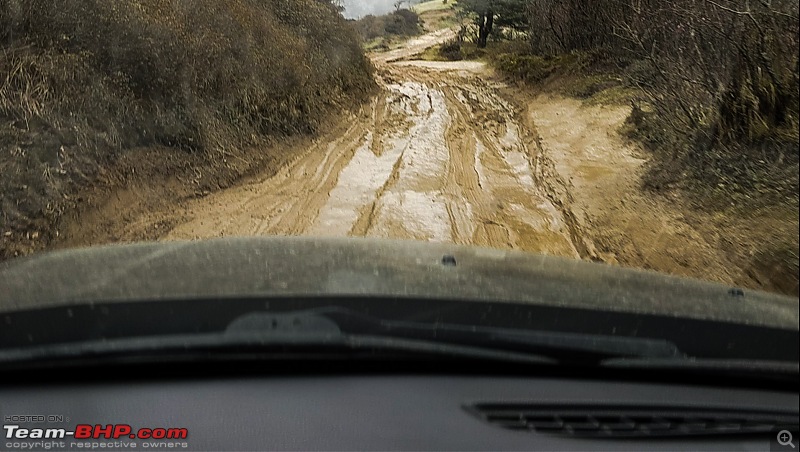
[467,403,798,438]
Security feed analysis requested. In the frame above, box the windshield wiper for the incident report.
[0,307,683,368]
[289,307,685,363]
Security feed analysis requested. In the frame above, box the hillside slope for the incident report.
[0,0,375,258]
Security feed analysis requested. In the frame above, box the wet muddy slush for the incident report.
[57,28,792,293]
[164,41,582,259]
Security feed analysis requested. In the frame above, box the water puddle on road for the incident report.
[370,191,453,241]
[367,82,455,241]
[498,123,535,188]
[392,60,487,74]
[308,82,458,242]
[306,131,400,237]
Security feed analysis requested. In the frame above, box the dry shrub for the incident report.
[524,0,799,201]
[0,0,375,237]
[352,9,422,41]
[438,39,463,61]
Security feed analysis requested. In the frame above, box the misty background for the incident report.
[341,0,418,19]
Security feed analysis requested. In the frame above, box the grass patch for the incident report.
[489,50,592,85]
[412,0,454,14]
[563,74,633,105]
[424,14,459,32]
[363,36,404,52]
[416,45,449,61]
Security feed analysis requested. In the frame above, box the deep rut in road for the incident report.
[165,57,586,260]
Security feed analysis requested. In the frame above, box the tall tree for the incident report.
[457,0,527,47]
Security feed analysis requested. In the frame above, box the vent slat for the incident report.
[468,404,798,438]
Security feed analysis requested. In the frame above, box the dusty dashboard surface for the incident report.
[2,375,798,451]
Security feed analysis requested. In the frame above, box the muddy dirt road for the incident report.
[164,33,588,259]
[63,27,784,292]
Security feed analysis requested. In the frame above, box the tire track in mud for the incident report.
[257,123,368,236]
[434,71,582,257]
[164,30,592,262]
[166,118,368,239]
[361,81,454,242]
[348,144,405,237]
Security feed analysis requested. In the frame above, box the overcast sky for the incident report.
[341,0,399,19]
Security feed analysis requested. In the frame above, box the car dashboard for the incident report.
[3,372,798,451]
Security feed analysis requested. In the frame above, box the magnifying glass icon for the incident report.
[778,430,795,448]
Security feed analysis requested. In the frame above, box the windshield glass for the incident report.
[0,0,797,355]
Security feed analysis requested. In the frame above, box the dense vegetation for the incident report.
[457,0,799,203]
[0,0,374,250]
[528,0,798,201]
[451,0,798,293]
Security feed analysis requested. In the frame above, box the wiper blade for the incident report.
[0,330,562,369]
[226,308,683,363]
[0,307,680,368]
